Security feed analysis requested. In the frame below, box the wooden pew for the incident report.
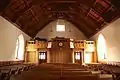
[0,63,35,80]
[10,63,98,80]
[11,73,99,80]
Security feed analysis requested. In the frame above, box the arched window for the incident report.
[97,34,107,61]
[15,34,25,60]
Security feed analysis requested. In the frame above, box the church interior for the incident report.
[0,0,120,80]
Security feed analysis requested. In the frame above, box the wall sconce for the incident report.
[50,25,53,32]
[50,28,53,32]
[69,29,71,32]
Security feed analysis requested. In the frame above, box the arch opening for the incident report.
[15,34,25,60]
[97,34,107,61]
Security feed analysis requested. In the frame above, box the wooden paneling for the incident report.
[50,49,72,63]
[36,40,47,49]
[74,40,86,49]
[26,51,38,64]
[49,37,72,63]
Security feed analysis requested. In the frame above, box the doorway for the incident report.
[26,51,37,63]
[74,52,82,64]
[39,52,47,64]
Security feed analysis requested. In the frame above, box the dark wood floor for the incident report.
[10,63,113,80]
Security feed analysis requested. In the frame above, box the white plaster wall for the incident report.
[0,16,31,61]
[36,20,87,40]
[90,18,120,61]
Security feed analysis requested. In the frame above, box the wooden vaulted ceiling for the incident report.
[0,0,120,38]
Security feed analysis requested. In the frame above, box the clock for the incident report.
[59,42,63,46]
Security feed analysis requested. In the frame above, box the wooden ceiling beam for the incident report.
[34,0,94,5]
[16,9,96,37]
[2,0,118,38]
[66,14,95,33]
[45,10,96,32]
[86,0,96,16]
[46,10,97,29]
[14,0,95,29]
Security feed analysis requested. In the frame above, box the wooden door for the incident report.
[27,51,36,63]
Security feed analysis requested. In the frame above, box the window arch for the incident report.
[97,34,107,61]
[15,34,25,60]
